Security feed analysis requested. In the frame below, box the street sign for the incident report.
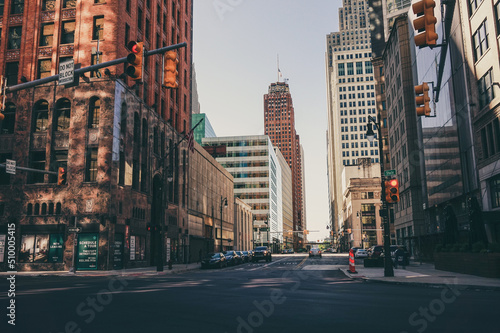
[384,169,396,176]
[68,227,82,233]
[5,159,15,175]
[59,59,74,85]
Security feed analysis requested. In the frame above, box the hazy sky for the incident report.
[193,0,342,241]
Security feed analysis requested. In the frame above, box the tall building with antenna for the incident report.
[264,79,306,249]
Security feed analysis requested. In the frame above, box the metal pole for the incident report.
[369,115,394,277]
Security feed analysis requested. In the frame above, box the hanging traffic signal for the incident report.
[385,179,400,204]
[126,41,144,80]
[163,51,179,88]
[57,167,67,186]
[412,0,438,47]
[415,83,431,116]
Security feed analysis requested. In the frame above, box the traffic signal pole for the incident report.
[368,115,394,277]
[4,42,187,93]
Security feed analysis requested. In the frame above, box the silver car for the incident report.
[309,248,322,258]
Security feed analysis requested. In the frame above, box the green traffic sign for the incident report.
[384,169,396,176]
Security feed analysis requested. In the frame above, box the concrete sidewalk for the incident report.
[340,261,500,290]
[0,262,201,277]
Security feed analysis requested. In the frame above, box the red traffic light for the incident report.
[57,166,67,186]
[126,41,144,80]
[385,179,400,204]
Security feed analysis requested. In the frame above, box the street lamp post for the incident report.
[220,196,228,253]
[366,115,394,277]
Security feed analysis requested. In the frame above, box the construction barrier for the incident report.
[349,249,357,274]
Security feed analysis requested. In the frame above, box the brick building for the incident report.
[0,0,193,270]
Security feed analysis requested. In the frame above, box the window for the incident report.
[90,52,102,77]
[138,8,143,30]
[33,100,49,132]
[496,1,500,36]
[365,61,373,74]
[490,174,500,208]
[85,148,98,182]
[94,0,105,3]
[38,59,52,79]
[356,62,363,74]
[88,98,100,129]
[468,0,483,15]
[119,152,125,186]
[347,62,354,75]
[40,23,54,46]
[93,16,104,40]
[126,0,130,13]
[473,20,489,62]
[0,153,12,185]
[120,102,127,135]
[8,26,22,49]
[61,21,75,44]
[0,0,3,15]
[54,99,71,131]
[338,63,345,76]
[11,0,23,14]
[5,62,18,86]
[42,0,55,11]
[1,103,15,134]
[125,23,130,47]
[29,151,46,184]
[478,68,495,109]
[63,0,76,8]
[142,119,148,147]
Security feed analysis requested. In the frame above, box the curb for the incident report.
[339,268,500,291]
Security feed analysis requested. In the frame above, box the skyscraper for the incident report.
[326,0,376,238]
[264,81,305,249]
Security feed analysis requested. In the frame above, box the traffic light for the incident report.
[57,167,67,186]
[163,51,179,88]
[385,179,400,203]
[412,0,438,47]
[126,41,144,80]
[415,83,431,116]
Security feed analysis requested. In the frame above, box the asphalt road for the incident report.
[1,254,499,333]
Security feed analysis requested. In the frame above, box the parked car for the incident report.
[368,245,384,258]
[355,249,368,258]
[309,248,322,258]
[223,251,242,266]
[253,246,272,262]
[240,251,252,262]
[201,253,227,269]
[390,245,410,266]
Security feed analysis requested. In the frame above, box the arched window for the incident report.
[48,202,54,215]
[120,102,127,135]
[161,131,165,156]
[142,118,148,147]
[55,98,71,131]
[27,203,33,215]
[33,100,49,132]
[55,202,62,215]
[88,97,100,128]
[153,127,159,154]
[133,112,140,144]
[41,203,47,215]
[34,203,40,215]
[1,102,16,134]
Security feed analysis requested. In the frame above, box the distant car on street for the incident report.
[223,251,242,266]
[309,248,322,258]
[355,249,368,258]
[368,245,384,258]
[253,246,272,262]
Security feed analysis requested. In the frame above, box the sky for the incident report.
[192,0,342,241]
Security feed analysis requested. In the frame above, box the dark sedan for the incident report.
[239,251,251,263]
[201,253,227,269]
[223,251,242,266]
